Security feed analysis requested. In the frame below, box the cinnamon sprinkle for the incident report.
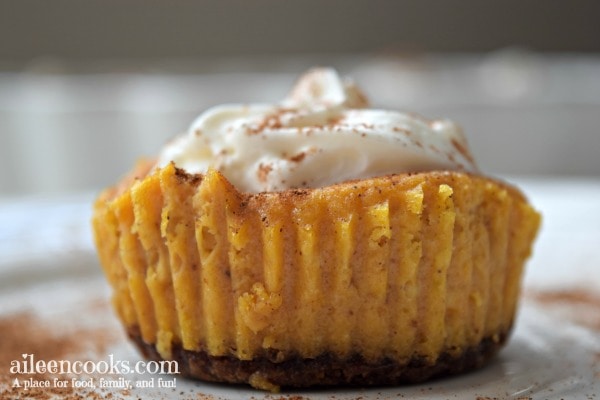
[392,126,411,135]
[0,308,119,400]
[451,138,476,165]
[289,152,306,163]
[246,109,295,136]
[257,163,273,184]
[527,287,600,331]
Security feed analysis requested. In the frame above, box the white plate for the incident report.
[1,180,599,399]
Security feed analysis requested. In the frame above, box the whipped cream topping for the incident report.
[157,68,478,193]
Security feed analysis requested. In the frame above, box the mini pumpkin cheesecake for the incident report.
[92,68,540,391]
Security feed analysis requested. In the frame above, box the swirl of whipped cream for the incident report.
[157,68,478,193]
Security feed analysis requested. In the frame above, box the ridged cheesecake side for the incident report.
[92,161,540,390]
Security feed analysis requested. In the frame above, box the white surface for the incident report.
[0,177,599,399]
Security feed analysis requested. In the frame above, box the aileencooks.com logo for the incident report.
[9,353,179,391]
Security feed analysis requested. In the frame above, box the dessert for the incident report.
[92,68,541,391]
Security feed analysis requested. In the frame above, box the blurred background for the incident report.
[1,0,599,195]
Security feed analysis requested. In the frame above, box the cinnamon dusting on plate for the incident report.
[527,286,600,331]
[0,304,118,400]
